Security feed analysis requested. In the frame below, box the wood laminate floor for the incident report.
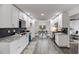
[22,37,63,54]
[33,38,63,54]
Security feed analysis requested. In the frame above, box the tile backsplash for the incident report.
[0,28,27,38]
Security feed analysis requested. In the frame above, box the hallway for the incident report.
[22,37,63,54]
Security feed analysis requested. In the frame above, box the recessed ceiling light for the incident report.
[41,13,45,16]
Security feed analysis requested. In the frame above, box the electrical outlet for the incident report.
[13,29,16,32]
[8,30,10,33]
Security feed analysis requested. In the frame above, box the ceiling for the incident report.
[15,4,79,20]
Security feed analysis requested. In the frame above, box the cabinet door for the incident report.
[10,40,20,54]
[17,35,28,53]
[10,35,28,54]
[55,33,69,47]
[0,42,10,54]
[11,6,19,28]
[0,5,12,28]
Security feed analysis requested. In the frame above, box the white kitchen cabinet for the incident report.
[10,35,28,54]
[55,33,70,47]
[11,5,19,28]
[0,5,12,28]
[0,5,20,28]
[58,14,62,28]
[0,35,29,54]
[0,4,28,28]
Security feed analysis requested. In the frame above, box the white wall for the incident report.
[62,12,70,28]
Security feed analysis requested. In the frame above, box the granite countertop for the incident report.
[55,33,67,35]
[0,34,27,43]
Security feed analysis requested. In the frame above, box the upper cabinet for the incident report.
[0,5,19,28]
[0,5,12,28]
[0,4,31,28]
[58,14,62,28]
[11,5,19,28]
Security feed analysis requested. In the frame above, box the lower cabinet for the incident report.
[55,33,70,48]
[0,35,29,54]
